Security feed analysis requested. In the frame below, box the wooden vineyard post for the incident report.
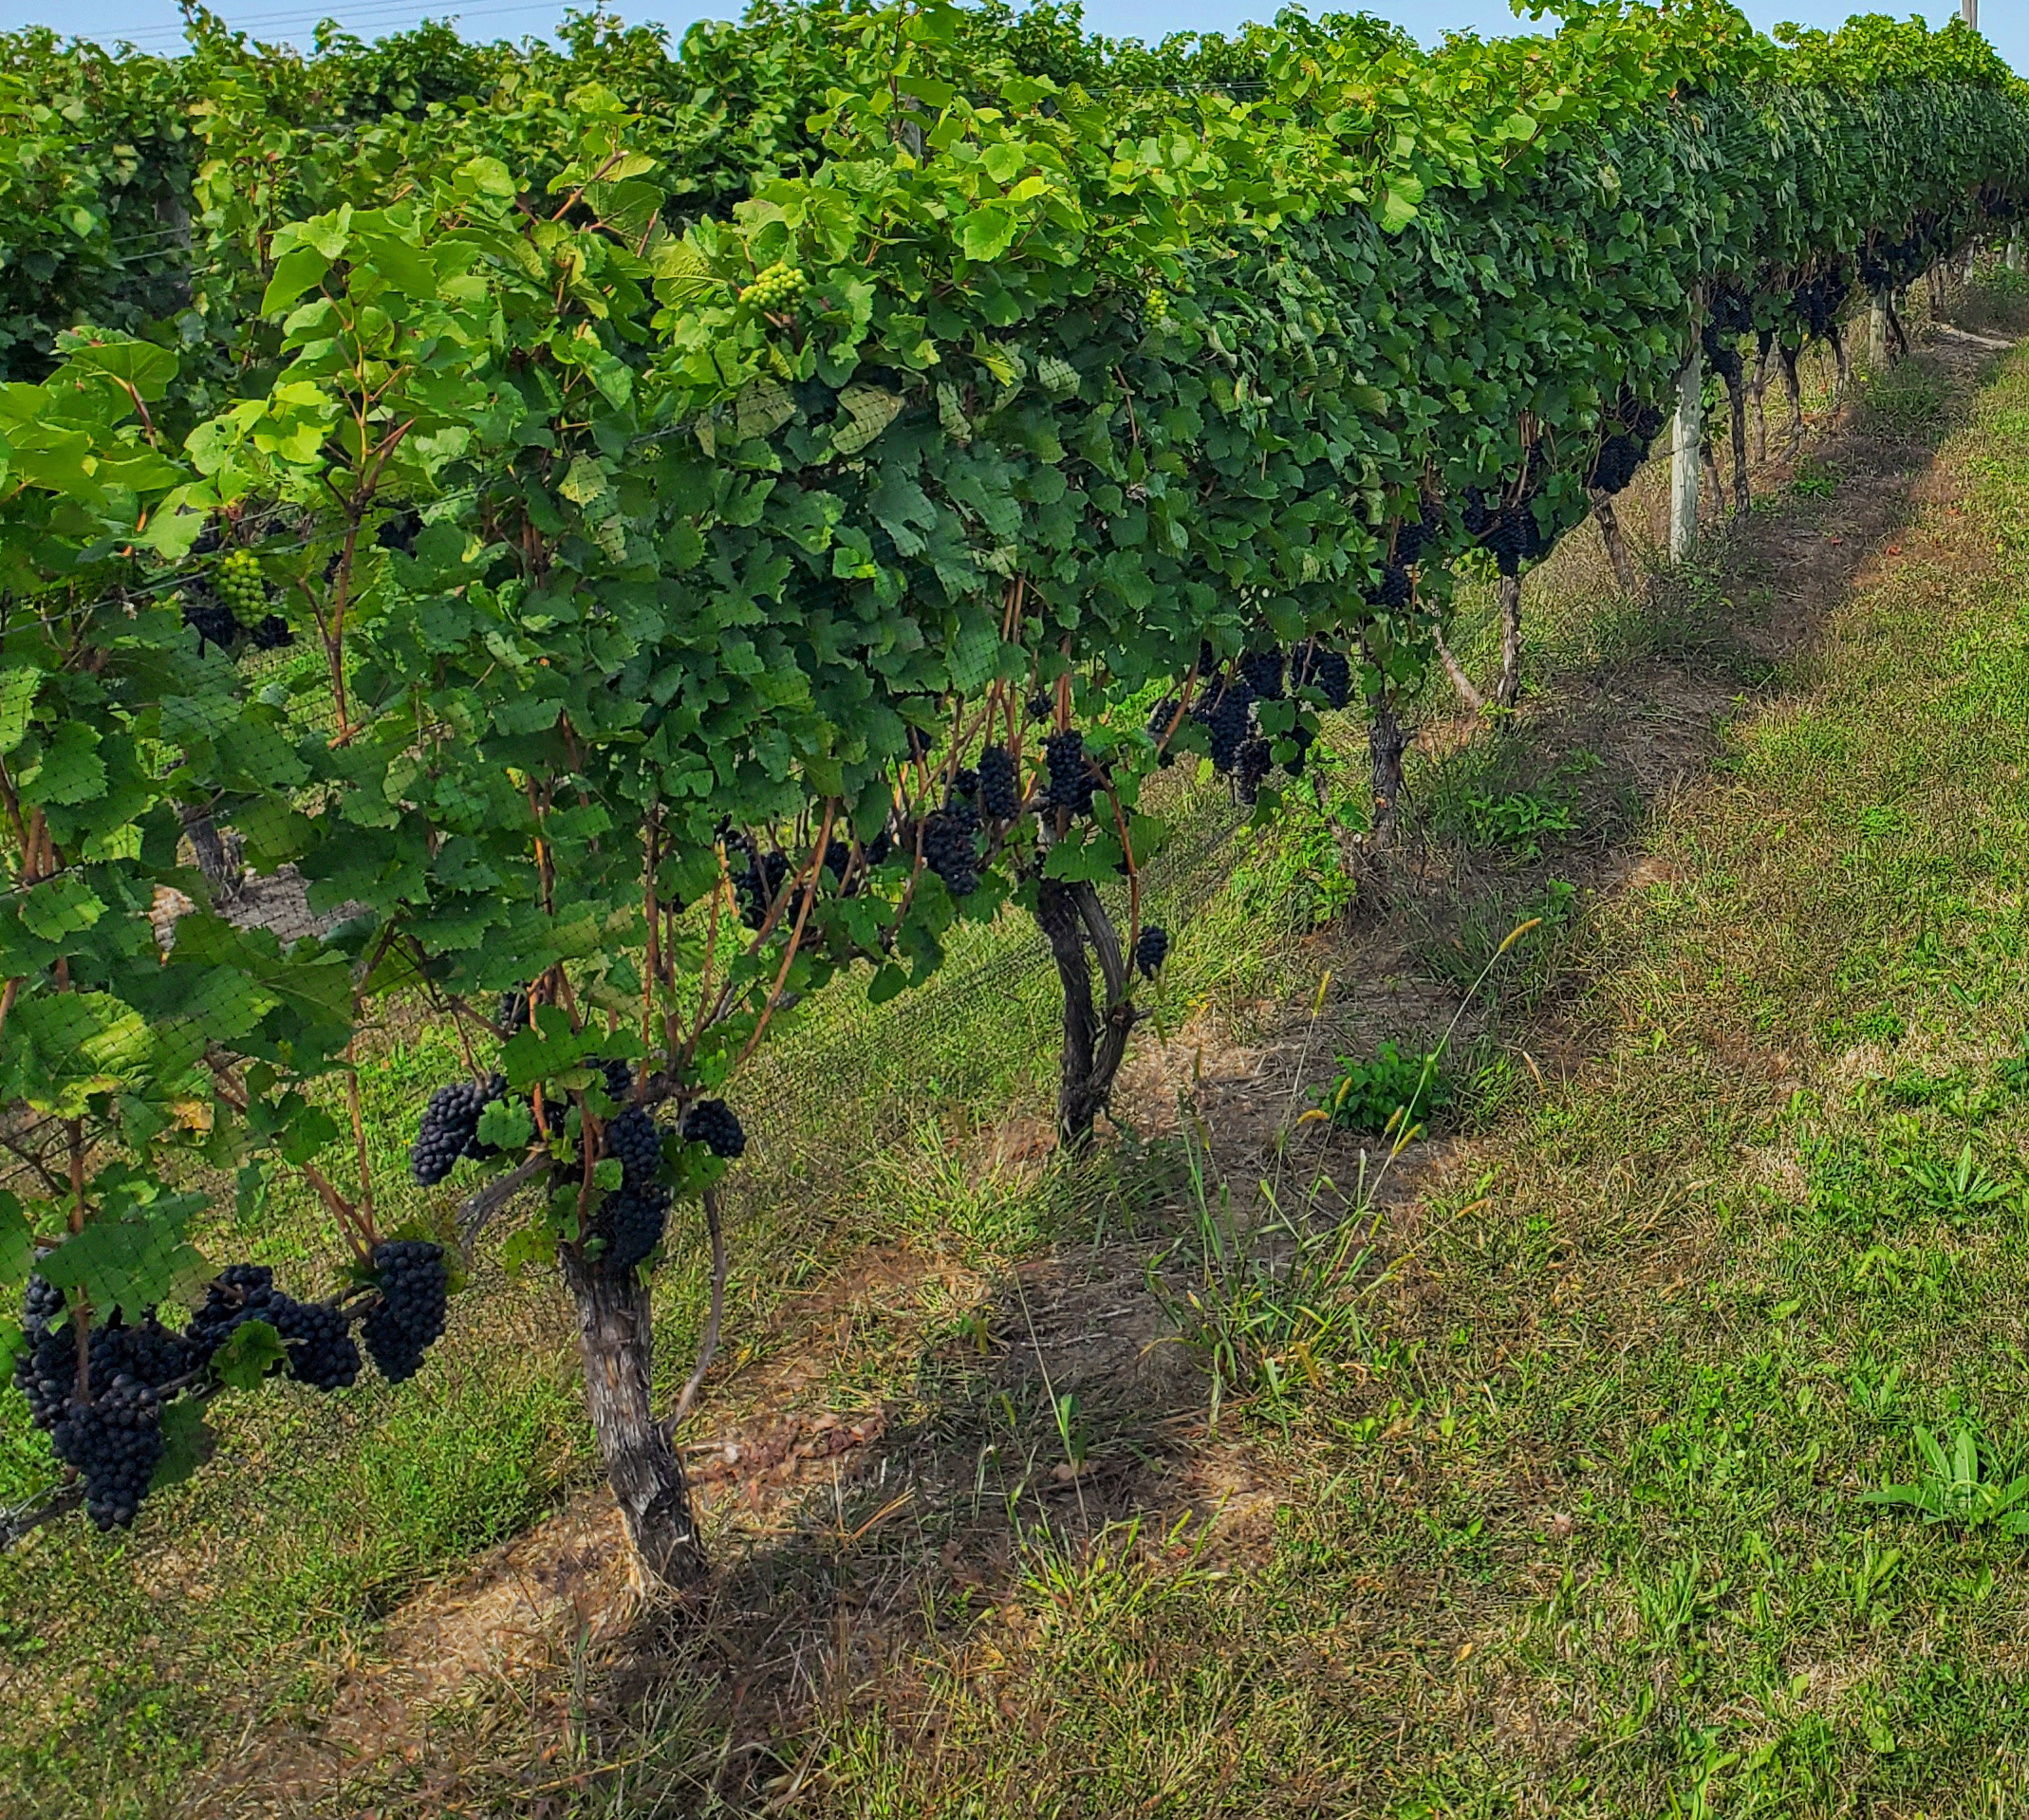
[1669,348,1702,562]
[2009,226,2022,273]
[1871,291,1889,369]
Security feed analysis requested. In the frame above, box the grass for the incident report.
[8,283,2029,1816]
[758,304,2029,1817]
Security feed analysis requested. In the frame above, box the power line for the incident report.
[110,0,568,51]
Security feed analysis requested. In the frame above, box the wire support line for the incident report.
[108,1,571,51]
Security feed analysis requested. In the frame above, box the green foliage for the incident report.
[1321,1040,1451,1136]
[1460,788,1580,861]
[1994,1037,2029,1092]
[1861,1423,2029,1532]
[1790,457,1842,498]
[1896,1140,2020,1221]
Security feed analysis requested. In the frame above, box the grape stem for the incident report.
[456,1150,552,1252]
[0,1482,84,1550]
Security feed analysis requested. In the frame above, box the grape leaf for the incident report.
[150,1400,218,1491]
[211,1319,287,1390]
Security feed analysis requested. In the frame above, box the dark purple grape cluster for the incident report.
[977,745,1019,820]
[1191,677,1256,772]
[14,1279,206,1532]
[1622,397,1668,445]
[1791,268,1850,339]
[949,768,978,803]
[363,1241,448,1385]
[598,1185,673,1272]
[182,600,240,654]
[1134,924,1169,978]
[185,1263,356,1391]
[1589,434,1642,495]
[592,1056,635,1104]
[184,1264,278,1363]
[17,1301,193,1425]
[1043,731,1098,815]
[1281,721,1316,779]
[1238,648,1285,700]
[409,1074,506,1185]
[93,1310,196,1393]
[377,511,422,555]
[1364,563,1412,608]
[498,989,530,1036]
[1699,320,1744,384]
[21,1273,63,1332]
[13,1278,77,1431]
[1235,736,1274,804]
[922,805,980,896]
[52,1375,164,1531]
[1480,502,1548,579]
[1394,511,1428,566]
[604,1105,663,1192]
[1460,487,1497,539]
[735,847,790,928]
[270,1297,361,1391]
[249,614,294,650]
[1026,690,1052,722]
[683,1098,747,1160]
[1293,642,1352,711]
[1709,285,1756,337]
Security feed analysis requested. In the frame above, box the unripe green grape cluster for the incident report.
[214,548,267,625]
[739,262,808,309]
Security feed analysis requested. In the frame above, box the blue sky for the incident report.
[4,1,2009,77]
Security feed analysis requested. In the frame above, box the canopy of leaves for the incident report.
[1,0,2024,1338]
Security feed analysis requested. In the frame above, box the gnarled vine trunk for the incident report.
[1751,332,1772,461]
[1886,291,1910,362]
[1779,343,1805,451]
[1493,572,1524,709]
[1432,623,1485,715]
[1699,434,1725,521]
[1034,878,1137,1154]
[1368,696,1410,848]
[1591,490,1639,596]
[561,1247,708,1595]
[1723,361,1751,515]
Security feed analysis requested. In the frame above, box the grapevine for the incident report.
[3,0,2025,1596]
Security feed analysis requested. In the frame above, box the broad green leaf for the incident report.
[212,1319,288,1390]
[261,242,332,317]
